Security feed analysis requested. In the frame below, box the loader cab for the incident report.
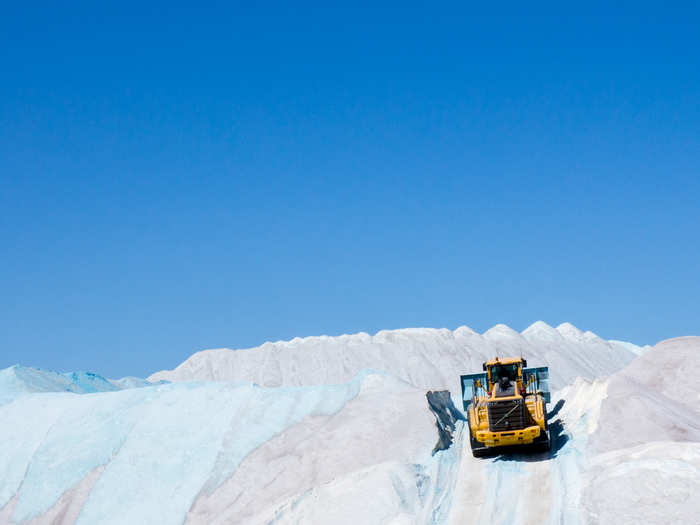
[482,358,527,395]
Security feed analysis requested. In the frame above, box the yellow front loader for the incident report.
[460,357,551,457]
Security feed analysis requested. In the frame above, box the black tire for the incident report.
[531,427,551,452]
[532,401,551,452]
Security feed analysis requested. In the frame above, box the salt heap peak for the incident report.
[556,322,585,339]
[482,323,522,340]
[522,321,562,341]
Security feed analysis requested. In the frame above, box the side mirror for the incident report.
[482,363,487,371]
[522,359,527,367]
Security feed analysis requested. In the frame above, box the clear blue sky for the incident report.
[1,3,698,378]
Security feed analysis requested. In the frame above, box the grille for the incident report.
[487,398,526,432]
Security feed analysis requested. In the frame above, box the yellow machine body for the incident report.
[461,357,550,455]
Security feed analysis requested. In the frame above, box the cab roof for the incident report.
[483,356,525,366]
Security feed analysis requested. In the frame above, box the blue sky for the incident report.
[1,4,699,378]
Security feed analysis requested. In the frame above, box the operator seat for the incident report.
[495,376,515,397]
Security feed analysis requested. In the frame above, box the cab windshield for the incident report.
[489,363,518,382]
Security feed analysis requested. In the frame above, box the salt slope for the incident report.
[184,373,438,525]
[579,336,700,524]
[149,321,645,393]
[581,442,700,525]
[591,336,700,452]
[0,372,441,525]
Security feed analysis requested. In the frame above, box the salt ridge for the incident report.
[148,321,644,394]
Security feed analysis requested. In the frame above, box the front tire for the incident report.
[532,423,551,452]
[470,432,490,458]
